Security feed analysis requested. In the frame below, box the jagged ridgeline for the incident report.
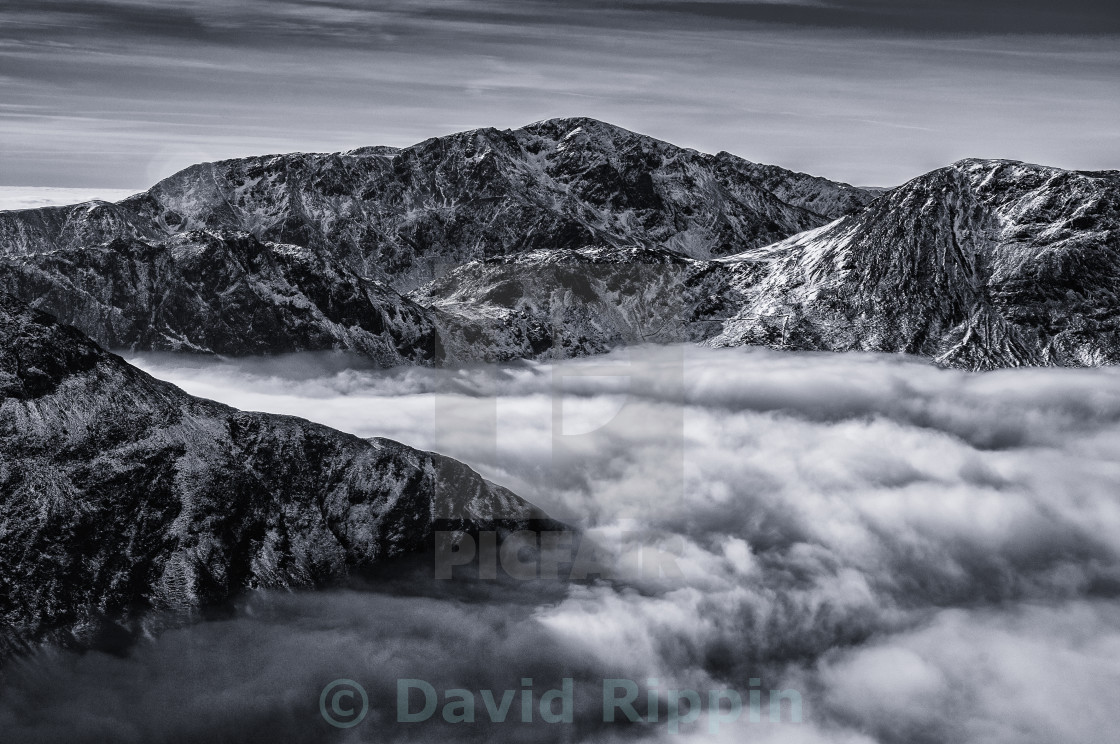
[0,296,554,658]
[1,118,1118,369]
[712,159,1120,368]
[0,118,874,364]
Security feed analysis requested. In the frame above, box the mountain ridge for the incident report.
[0,117,875,285]
[0,294,553,658]
[711,158,1120,368]
[0,121,1117,370]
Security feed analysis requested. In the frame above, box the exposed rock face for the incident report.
[0,118,873,289]
[1,121,1117,371]
[413,157,1120,370]
[0,117,873,363]
[0,230,442,362]
[0,296,549,657]
[711,159,1120,369]
[411,245,745,360]
[711,154,886,223]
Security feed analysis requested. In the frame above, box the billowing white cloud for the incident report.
[3,345,1116,742]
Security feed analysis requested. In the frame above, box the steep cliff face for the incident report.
[0,296,548,657]
[711,160,1120,369]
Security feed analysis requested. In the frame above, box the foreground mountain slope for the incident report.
[0,296,548,657]
[711,159,1120,369]
[0,118,876,290]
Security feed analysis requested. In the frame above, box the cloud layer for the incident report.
[3,345,1113,742]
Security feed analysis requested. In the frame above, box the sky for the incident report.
[2,1,1119,190]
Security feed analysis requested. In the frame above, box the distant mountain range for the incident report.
[0,117,1116,370]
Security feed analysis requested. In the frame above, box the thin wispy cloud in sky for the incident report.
[1,0,1118,188]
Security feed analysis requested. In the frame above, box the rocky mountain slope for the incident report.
[711,159,1120,369]
[0,230,442,363]
[0,232,723,365]
[410,244,745,359]
[408,157,1120,370]
[1,121,1117,371]
[0,117,873,363]
[0,117,874,290]
[0,295,550,658]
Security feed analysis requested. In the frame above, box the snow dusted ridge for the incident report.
[0,119,1117,370]
[0,117,873,362]
[0,117,872,285]
[0,295,552,657]
[712,159,1120,369]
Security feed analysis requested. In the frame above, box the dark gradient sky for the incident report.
[2,0,1118,188]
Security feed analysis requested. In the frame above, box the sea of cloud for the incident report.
[3,345,1119,743]
[0,187,139,211]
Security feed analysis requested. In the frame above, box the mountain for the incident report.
[711,159,1120,369]
[0,117,873,362]
[1,121,1117,370]
[0,230,443,362]
[409,244,745,359]
[0,295,551,658]
[0,231,728,364]
[0,117,874,290]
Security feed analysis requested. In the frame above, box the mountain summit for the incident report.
[0,121,1117,370]
[0,117,874,288]
[712,159,1120,367]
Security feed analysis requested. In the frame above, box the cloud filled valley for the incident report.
[2,345,1116,743]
